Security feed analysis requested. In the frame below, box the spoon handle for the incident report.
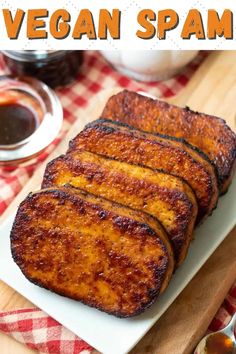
[225,312,236,332]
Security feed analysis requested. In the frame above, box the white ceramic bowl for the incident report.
[101,50,199,81]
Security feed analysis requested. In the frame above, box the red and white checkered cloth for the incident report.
[0,50,235,353]
[0,309,93,354]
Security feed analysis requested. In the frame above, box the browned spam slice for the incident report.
[11,187,174,318]
[68,119,218,222]
[42,151,198,267]
[101,90,236,193]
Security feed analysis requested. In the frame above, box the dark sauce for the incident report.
[0,103,37,145]
[205,332,235,354]
[3,51,83,88]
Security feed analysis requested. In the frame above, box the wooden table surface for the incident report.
[0,51,236,354]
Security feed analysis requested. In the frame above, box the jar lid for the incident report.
[0,75,63,165]
[2,50,70,62]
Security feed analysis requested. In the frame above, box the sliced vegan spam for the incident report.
[11,186,174,318]
[42,151,198,266]
[69,118,218,222]
[101,90,236,193]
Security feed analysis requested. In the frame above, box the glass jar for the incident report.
[2,51,83,88]
[101,50,199,81]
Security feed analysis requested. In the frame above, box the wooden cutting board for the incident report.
[0,50,236,354]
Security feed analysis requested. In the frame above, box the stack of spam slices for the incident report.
[11,90,236,317]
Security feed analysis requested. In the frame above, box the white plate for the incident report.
[0,177,235,354]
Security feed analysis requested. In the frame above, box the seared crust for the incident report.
[101,90,236,193]
[11,187,174,317]
[68,119,218,222]
[42,151,198,266]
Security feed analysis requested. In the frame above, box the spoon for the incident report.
[194,312,236,354]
